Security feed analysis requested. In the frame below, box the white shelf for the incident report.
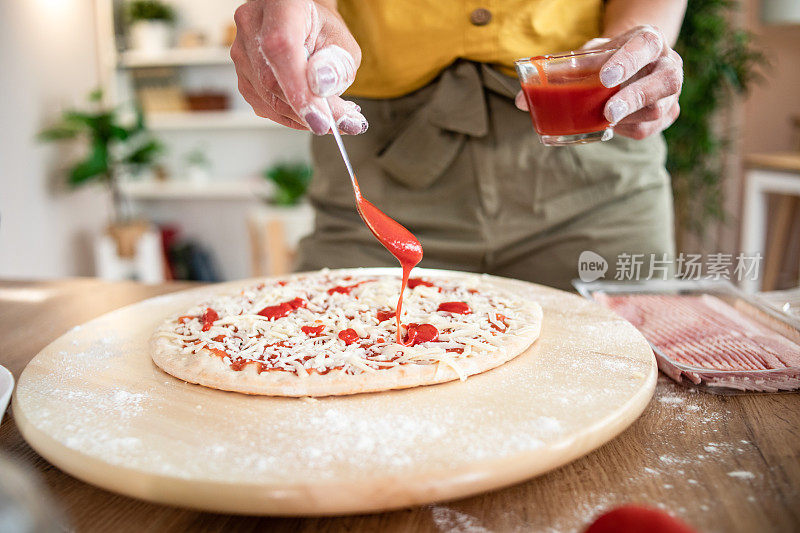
[120,180,272,200]
[118,47,232,68]
[147,111,285,131]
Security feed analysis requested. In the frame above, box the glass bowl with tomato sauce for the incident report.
[515,47,620,146]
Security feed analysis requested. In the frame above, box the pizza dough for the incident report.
[151,269,542,396]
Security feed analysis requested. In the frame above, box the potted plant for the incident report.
[184,147,212,183]
[263,162,313,206]
[665,0,764,247]
[38,88,163,258]
[253,163,314,275]
[127,0,177,53]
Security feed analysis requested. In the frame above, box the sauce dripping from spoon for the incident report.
[351,180,423,343]
[317,98,423,343]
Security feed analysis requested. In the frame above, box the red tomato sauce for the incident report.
[376,310,396,323]
[301,324,325,337]
[403,323,439,346]
[437,301,472,315]
[338,328,360,345]
[257,297,306,320]
[327,281,368,295]
[201,308,219,331]
[407,278,435,289]
[520,70,619,135]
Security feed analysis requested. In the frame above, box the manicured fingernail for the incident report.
[303,107,330,135]
[515,91,528,111]
[337,112,368,135]
[311,65,337,97]
[600,65,624,87]
[607,100,629,124]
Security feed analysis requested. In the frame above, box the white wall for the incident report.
[742,1,800,154]
[0,0,110,279]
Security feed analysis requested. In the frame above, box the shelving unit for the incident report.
[119,179,273,200]
[93,0,308,158]
[93,0,312,280]
[146,110,282,131]
[118,46,232,68]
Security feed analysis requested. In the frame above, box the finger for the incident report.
[234,46,305,125]
[238,76,307,130]
[514,91,529,111]
[329,97,368,135]
[615,100,680,140]
[297,97,367,135]
[234,39,286,105]
[617,94,678,125]
[600,25,666,88]
[600,26,652,49]
[604,56,683,123]
[307,45,357,98]
[236,55,302,122]
[580,37,612,50]
[232,24,306,129]
[234,40,295,110]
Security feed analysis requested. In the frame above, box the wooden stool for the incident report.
[741,152,800,292]
[247,203,314,277]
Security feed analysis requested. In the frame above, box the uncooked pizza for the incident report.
[151,270,542,396]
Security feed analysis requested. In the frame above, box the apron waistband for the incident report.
[377,61,520,189]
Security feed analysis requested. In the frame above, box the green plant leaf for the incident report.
[124,138,164,166]
[127,0,176,24]
[68,140,109,186]
[88,88,103,102]
[38,88,164,194]
[264,163,312,205]
[37,125,80,141]
[62,110,98,126]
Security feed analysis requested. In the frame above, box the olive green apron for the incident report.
[295,61,674,290]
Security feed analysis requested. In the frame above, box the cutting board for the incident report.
[13,268,657,515]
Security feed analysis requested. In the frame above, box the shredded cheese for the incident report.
[159,272,539,377]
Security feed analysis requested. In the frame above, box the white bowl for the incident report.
[0,365,13,425]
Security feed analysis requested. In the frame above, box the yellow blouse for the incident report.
[338,0,603,98]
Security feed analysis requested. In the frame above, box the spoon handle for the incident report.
[317,98,361,200]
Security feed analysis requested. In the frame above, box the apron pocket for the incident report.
[536,134,669,224]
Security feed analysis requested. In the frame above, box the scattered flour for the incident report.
[430,506,491,533]
[727,471,755,480]
[659,454,691,466]
[601,358,632,372]
[658,396,684,405]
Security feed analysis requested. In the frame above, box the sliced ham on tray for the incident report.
[594,293,800,392]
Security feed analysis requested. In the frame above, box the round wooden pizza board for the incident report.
[13,268,656,515]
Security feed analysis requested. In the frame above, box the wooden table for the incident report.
[1,279,798,532]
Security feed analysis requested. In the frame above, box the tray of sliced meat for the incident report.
[573,279,800,393]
